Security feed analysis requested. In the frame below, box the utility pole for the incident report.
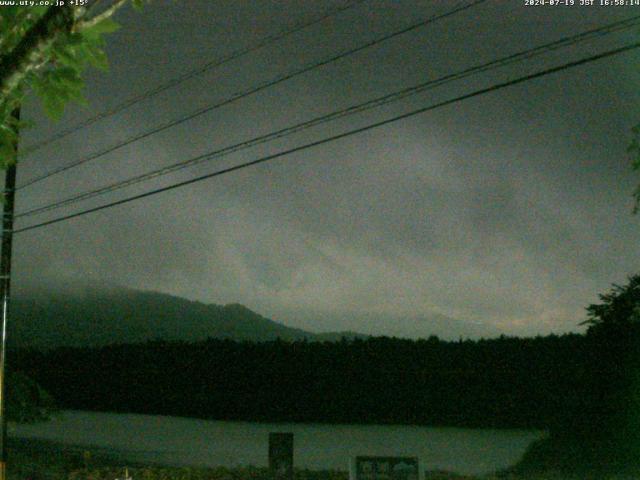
[0,108,20,480]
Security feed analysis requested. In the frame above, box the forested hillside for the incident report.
[12,334,596,429]
[9,286,363,348]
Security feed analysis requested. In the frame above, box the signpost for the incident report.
[350,456,420,480]
[269,432,293,480]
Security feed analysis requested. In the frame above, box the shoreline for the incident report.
[9,410,545,476]
[8,437,476,479]
[8,437,640,480]
[18,408,549,432]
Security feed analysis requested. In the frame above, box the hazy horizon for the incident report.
[12,279,578,340]
[9,0,640,341]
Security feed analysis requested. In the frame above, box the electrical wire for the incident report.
[14,40,640,234]
[15,14,640,219]
[16,0,490,190]
[19,0,369,157]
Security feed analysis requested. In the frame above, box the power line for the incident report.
[15,15,640,220]
[18,0,487,187]
[14,41,640,235]
[19,0,369,157]
[16,0,490,190]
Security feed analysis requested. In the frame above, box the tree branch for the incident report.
[0,0,130,103]
[0,5,78,100]
[76,0,128,31]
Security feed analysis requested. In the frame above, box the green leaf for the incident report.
[0,144,16,169]
[41,92,66,121]
[64,84,89,107]
[53,45,84,71]
[85,45,109,71]
[0,6,21,22]
[0,0,148,172]
[131,0,145,11]
[0,123,17,143]
[52,67,84,91]
[67,32,86,46]
[81,17,121,38]
[76,37,109,71]
[0,128,17,168]
[31,73,68,120]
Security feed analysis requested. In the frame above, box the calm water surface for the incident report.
[9,410,545,475]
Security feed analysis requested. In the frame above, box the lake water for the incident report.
[9,410,545,476]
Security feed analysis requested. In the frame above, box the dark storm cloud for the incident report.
[10,0,640,338]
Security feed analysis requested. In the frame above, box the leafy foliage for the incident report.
[0,2,144,168]
[581,274,640,332]
[5,370,57,424]
[557,274,640,471]
[14,334,590,429]
[628,125,640,213]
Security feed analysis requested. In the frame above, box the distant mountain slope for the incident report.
[8,286,363,349]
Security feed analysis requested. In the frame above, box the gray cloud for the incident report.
[10,0,640,339]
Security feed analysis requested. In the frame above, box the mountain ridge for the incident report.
[8,285,366,349]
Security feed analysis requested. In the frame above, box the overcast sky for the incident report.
[8,0,640,339]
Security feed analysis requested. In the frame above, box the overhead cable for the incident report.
[14,41,640,234]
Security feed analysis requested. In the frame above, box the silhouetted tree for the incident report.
[581,274,640,333]
[570,274,640,470]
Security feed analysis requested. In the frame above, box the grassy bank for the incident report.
[6,437,640,480]
[7,438,460,480]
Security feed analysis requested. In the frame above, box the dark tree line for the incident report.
[10,333,597,429]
